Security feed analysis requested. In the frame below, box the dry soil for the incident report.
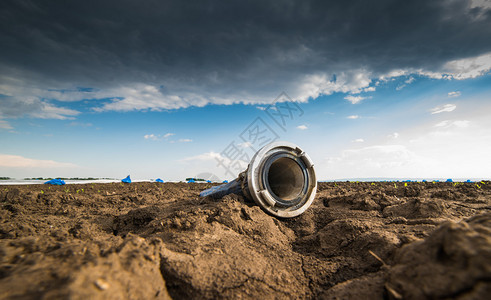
[0,181,490,299]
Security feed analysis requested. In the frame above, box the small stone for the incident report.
[94,278,110,291]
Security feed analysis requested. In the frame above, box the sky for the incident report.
[1,0,491,181]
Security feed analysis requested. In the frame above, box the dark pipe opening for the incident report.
[267,157,305,201]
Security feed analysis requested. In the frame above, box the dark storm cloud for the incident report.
[1,0,491,112]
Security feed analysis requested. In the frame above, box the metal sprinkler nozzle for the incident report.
[199,141,317,218]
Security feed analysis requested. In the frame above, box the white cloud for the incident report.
[0,120,12,129]
[379,69,409,81]
[297,124,308,130]
[320,123,491,179]
[0,79,94,103]
[178,138,192,143]
[471,0,491,9]
[395,77,415,90]
[0,52,488,116]
[317,101,491,180]
[0,154,77,168]
[0,77,81,120]
[436,120,470,128]
[377,52,491,84]
[0,96,80,120]
[94,70,374,111]
[347,115,360,119]
[352,138,364,143]
[388,132,399,139]
[0,53,488,116]
[69,122,92,127]
[91,82,299,112]
[380,69,440,82]
[435,120,450,127]
[395,78,415,91]
[441,52,491,80]
[295,70,372,101]
[431,103,456,114]
[448,91,461,98]
[453,120,471,128]
[94,84,198,111]
[31,103,79,119]
[323,145,423,178]
[144,132,187,142]
[144,134,159,140]
[238,142,252,148]
[344,95,369,104]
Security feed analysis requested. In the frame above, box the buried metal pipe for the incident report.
[199,141,317,218]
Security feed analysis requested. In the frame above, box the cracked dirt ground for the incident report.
[0,181,490,299]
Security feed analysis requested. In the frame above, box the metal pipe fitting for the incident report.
[199,141,317,218]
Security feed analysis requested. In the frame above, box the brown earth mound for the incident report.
[0,181,490,299]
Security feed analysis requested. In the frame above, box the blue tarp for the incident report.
[187,179,196,183]
[466,179,472,182]
[446,179,453,182]
[121,175,131,183]
[206,180,212,183]
[222,180,228,183]
[44,179,65,185]
[155,178,164,183]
